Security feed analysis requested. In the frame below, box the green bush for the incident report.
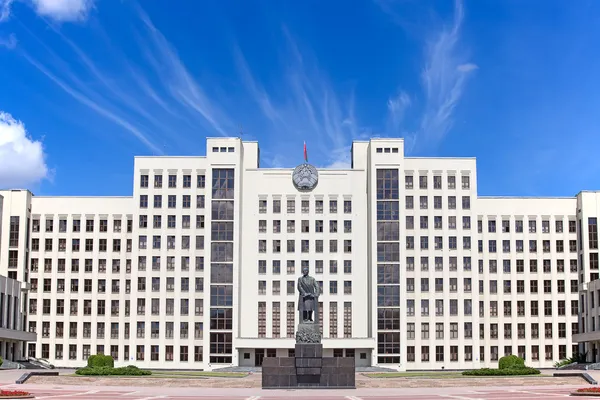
[462,367,541,376]
[87,354,114,369]
[498,355,525,370]
[75,365,151,376]
[554,352,589,368]
[0,356,3,367]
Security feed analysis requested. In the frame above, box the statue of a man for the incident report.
[297,266,320,322]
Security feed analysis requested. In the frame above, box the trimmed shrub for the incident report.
[462,367,541,376]
[0,356,3,367]
[87,354,114,369]
[75,365,151,376]
[498,355,525,370]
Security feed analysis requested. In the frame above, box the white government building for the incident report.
[1,137,600,370]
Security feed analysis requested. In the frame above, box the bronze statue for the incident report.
[297,265,320,322]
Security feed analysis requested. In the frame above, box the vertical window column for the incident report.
[209,169,235,364]
[375,169,401,364]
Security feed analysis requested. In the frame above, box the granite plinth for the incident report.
[262,343,355,389]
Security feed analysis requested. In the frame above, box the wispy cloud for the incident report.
[387,91,411,132]
[233,27,362,169]
[417,0,476,148]
[0,32,16,48]
[237,0,476,166]
[378,0,477,153]
[22,52,163,154]
[0,0,13,21]
[135,5,234,137]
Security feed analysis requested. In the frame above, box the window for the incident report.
[590,218,598,249]
[461,175,470,189]
[197,174,206,188]
[344,200,352,213]
[154,175,162,189]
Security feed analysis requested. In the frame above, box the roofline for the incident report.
[404,157,477,160]
[33,196,133,199]
[478,196,576,200]
[134,156,206,159]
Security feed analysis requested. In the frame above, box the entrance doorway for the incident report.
[255,349,265,366]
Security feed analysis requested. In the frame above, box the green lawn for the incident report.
[364,371,549,379]
[150,370,248,378]
[364,372,464,379]
[68,370,249,379]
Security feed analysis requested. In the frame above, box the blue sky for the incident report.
[0,0,599,197]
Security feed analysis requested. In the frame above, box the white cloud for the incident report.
[457,63,478,72]
[0,33,16,48]
[0,111,49,189]
[30,0,94,22]
[0,0,93,23]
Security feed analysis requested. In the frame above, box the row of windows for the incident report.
[406,278,578,294]
[406,215,579,235]
[28,213,581,235]
[402,344,575,363]
[32,218,133,234]
[31,343,205,363]
[405,322,576,340]
[29,298,204,319]
[403,236,581,253]
[140,174,205,189]
[404,299,579,317]
[479,219,577,234]
[258,239,353,254]
[31,235,208,253]
[30,256,204,274]
[257,280,353,295]
[139,194,205,209]
[30,276,205,294]
[258,199,352,214]
[139,215,205,229]
[403,256,578,273]
[404,195,471,210]
[258,219,352,234]
[404,174,470,191]
[258,259,352,275]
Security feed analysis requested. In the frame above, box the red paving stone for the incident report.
[9,386,600,399]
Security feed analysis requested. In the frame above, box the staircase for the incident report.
[15,358,54,370]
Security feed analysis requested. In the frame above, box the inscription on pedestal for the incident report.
[262,343,355,389]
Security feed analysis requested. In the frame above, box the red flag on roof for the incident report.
[304,141,308,162]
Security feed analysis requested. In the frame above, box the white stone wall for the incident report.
[0,137,593,370]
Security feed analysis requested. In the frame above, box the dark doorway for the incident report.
[255,349,265,366]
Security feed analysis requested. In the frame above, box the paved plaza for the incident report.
[0,385,597,399]
[0,369,597,399]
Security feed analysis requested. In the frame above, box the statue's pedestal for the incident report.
[262,343,356,389]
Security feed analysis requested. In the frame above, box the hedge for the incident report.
[462,367,541,376]
[87,355,114,369]
[499,355,525,370]
[75,365,151,376]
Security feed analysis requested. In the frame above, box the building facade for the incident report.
[0,137,594,370]
[0,193,38,362]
